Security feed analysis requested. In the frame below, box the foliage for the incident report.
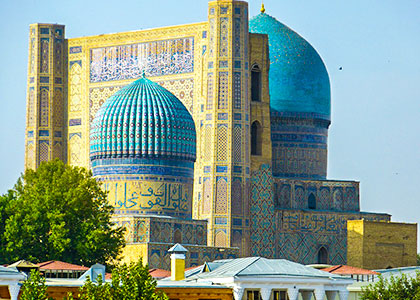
[0,159,125,266]
[79,274,112,300]
[79,259,168,300]
[20,269,52,300]
[417,253,420,266]
[361,272,420,300]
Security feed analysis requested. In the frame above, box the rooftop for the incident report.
[321,265,379,276]
[185,257,345,280]
[37,261,89,271]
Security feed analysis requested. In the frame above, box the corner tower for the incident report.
[25,24,67,170]
[195,0,251,255]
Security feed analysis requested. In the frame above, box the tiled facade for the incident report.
[25,0,391,267]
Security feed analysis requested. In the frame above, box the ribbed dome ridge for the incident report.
[90,77,196,162]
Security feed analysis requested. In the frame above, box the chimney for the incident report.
[168,243,188,281]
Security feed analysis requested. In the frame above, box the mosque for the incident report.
[24,0,399,269]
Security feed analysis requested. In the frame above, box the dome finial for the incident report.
[260,1,265,13]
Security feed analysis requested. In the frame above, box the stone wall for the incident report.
[347,220,417,269]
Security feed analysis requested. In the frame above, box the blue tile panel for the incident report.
[39,130,49,136]
[249,13,331,120]
[233,166,242,173]
[216,165,227,173]
[90,76,196,163]
[69,46,82,54]
[69,118,82,126]
[40,28,50,35]
[215,217,228,225]
[91,158,194,178]
[40,76,49,83]
[250,164,276,258]
[233,218,242,226]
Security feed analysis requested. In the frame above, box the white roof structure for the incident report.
[181,257,353,300]
[0,266,26,300]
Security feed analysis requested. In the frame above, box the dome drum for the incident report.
[271,113,328,180]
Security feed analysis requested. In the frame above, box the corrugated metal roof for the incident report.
[0,266,22,275]
[375,266,420,279]
[188,257,345,279]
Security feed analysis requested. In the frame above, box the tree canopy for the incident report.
[19,260,167,300]
[0,159,125,266]
[20,269,51,300]
[79,259,168,300]
[361,272,420,300]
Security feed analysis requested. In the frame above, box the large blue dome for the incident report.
[90,76,196,163]
[250,12,331,120]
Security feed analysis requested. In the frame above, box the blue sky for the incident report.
[0,0,419,247]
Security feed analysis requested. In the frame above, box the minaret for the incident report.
[25,24,67,169]
[195,0,251,256]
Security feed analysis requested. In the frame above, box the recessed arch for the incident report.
[308,193,316,209]
[251,63,262,102]
[317,246,328,264]
[174,229,182,244]
[251,120,262,156]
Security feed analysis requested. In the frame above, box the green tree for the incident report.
[361,272,420,300]
[79,274,112,300]
[79,259,167,300]
[20,269,52,300]
[0,159,125,266]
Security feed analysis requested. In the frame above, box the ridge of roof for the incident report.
[324,265,343,273]
[236,257,261,276]
[8,260,38,268]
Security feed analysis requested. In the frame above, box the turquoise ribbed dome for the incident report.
[250,13,331,120]
[90,77,196,162]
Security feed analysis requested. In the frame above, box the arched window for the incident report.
[308,193,316,209]
[174,229,182,244]
[251,64,261,102]
[251,121,262,156]
[318,247,328,264]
